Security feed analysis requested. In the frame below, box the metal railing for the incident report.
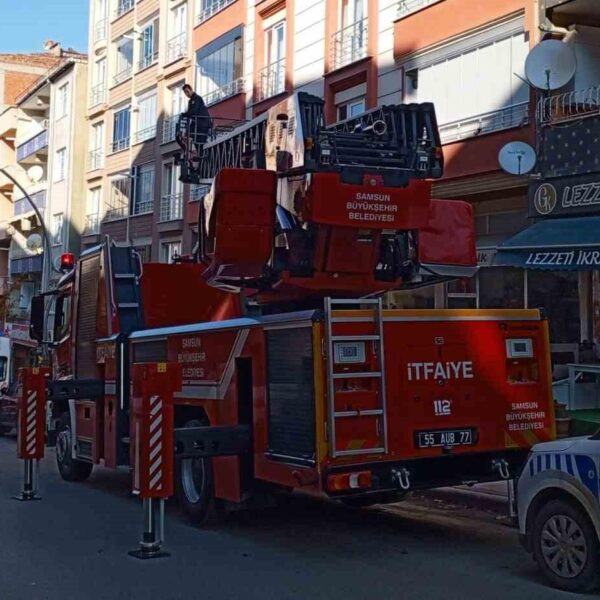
[162,114,182,143]
[90,83,106,106]
[134,125,157,143]
[166,32,187,64]
[537,84,600,124]
[88,149,104,170]
[190,184,210,201]
[16,129,48,161]
[138,51,159,72]
[14,189,46,217]
[95,17,108,41]
[331,18,368,70]
[397,0,441,18]
[257,59,285,102]
[439,102,529,144]
[204,78,245,106]
[84,213,100,235]
[113,65,132,86]
[115,0,134,18]
[197,0,236,24]
[111,136,130,153]
[105,205,128,220]
[160,193,183,221]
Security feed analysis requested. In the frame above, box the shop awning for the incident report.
[494,216,600,270]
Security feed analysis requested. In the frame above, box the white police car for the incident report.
[518,435,600,593]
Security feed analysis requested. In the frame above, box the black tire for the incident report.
[531,498,600,593]
[175,418,220,525]
[56,414,93,482]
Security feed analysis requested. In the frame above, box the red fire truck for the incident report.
[29,93,555,523]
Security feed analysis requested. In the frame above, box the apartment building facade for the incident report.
[7,48,88,373]
[87,0,598,360]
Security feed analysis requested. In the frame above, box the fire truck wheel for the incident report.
[56,415,93,482]
[176,418,217,525]
[531,498,600,593]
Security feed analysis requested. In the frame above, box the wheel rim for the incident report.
[541,514,588,579]
[181,457,205,504]
[56,429,71,464]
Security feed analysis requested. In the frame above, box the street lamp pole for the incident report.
[0,167,56,293]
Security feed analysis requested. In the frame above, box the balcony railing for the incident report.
[111,136,130,153]
[397,0,441,19]
[439,102,529,144]
[113,65,132,86]
[105,205,128,221]
[331,18,368,70]
[204,78,245,106]
[166,32,187,64]
[84,213,100,235]
[14,189,46,217]
[95,17,108,41]
[257,59,285,102]
[160,193,183,221]
[138,51,159,72]
[115,0,134,19]
[162,114,182,143]
[197,0,236,24]
[88,149,104,170]
[11,255,42,275]
[537,84,600,125]
[90,83,107,107]
[190,184,210,201]
[16,129,48,161]
[134,125,157,144]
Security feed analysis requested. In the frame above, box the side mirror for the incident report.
[29,295,45,342]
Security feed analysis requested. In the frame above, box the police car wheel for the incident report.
[56,414,93,482]
[532,498,600,593]
[175,418,220,525]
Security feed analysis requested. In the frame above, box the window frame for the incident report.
[112,106,131,152]
[56,83,70,120]
[54,147,67,182]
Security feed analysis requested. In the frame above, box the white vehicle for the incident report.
[0,336,10,389]
[518,436,600,593]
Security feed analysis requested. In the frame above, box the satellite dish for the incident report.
[27,165,44,183]
[525,40,576,91]
[498,141,537,175]
[26,233,43,252]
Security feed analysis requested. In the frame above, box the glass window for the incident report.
[112,107,131,151]
[342,0,365,27]
[56,83,69,119]
[133,164,155,214]
[139,20,159,69]
[447,277,477,308]
[478,267,524,309]
[527,271,580,344]
[161,241,182,264]
[116,37,134,78]
[337,97,366,120]
[108,177,130,219]
[52,213,64,245]
[53,293,71,342]
[55,148,67,181]
[136,91,157,141]
[19,282,35,310]
[387,287,434,309]
[197,35,243,104]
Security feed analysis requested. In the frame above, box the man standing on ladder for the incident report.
[177,83,211,158]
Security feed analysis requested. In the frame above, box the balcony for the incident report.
[537,84,600,125]
[95,17,108,42]
[397,0,441,19]
[88,149,104,171]
[111,136,130,153]
[190,184,210,201]
[205,78,245,106]
[166,32,187,64]
[114,0,134,19]
[113,66,132,87]
[134,125,157,144]
[84,214,100,235]
[162,114,181,143]
[16,129,48,162]
[331,18,368,71]
[197,0,236,24]
[257,59,285,102]
[160,193,183,221]
[90,83,107,107]
[438,102,529,144]
[13,189,46,217]
[105,206,128,221]
[11,255,42,275]
[138,51,159,72]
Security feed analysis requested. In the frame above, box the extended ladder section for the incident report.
[325,298,388,458]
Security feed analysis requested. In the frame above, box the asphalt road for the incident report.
[0,437,579,600]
